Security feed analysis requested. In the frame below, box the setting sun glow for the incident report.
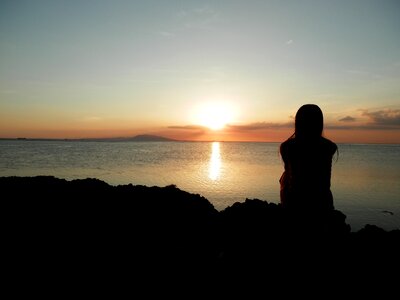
[194,102,236,131]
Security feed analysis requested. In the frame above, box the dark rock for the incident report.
[1,176,398,286]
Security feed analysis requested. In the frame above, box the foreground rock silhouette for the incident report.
[2,176,399,288]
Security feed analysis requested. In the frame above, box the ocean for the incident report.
[0,140,399,231]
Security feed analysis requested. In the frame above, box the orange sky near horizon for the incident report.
[1,122,399,144]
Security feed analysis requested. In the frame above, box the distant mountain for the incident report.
[1,135,177,142]
[74,134,177,142]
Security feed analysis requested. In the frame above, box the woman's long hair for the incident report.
[285,104,338,159]
[293,104,324,140]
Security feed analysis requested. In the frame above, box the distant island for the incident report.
[78,134,178,142]
[0,134,178,142]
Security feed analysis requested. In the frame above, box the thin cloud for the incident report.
[158,31,175,38]
[326,124,400,130]
[169,110,400,135]
[286,39,293,45]
[166,125,208,139]
[325,108,400,130]
[339,116,356,122]
[362,109,400,126]
[326,109,400,130]
[325,124,354,130]
[227,122,293,131]
[168,122,294,134]
[178,5,221,30]
[165,6,221,39]
[168,125,208,131]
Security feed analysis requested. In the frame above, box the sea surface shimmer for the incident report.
[1,140,399,231]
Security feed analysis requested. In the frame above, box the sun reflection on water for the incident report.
[209,142,221,181]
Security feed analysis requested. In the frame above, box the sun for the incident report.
[194,102,235,130]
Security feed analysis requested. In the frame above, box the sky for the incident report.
[1,0,400,143]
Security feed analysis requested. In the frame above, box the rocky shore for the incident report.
[2,176,399,290]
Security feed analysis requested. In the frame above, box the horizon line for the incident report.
[1,136,399,146]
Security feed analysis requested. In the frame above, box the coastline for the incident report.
[3,176,398,259]
[2,175,399,291]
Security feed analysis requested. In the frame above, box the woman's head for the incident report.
[294,104,324,139]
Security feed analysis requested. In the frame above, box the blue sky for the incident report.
[1,0,400,142]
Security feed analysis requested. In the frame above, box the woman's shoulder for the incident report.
[321,137,336,146]
[281,138,296,147]
[320,137,338,153]
[280,138,295,152]
[281,137,337,153]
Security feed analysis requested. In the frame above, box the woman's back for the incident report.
[279,105,337,210]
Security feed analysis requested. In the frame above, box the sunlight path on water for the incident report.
[209,142,221,181]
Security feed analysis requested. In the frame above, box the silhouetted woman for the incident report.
[279,104,338,210]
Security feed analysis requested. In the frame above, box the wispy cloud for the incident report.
[286,39,293,45]
[168,125,208,131]
[339,116,356,122]
[168,122,294,135]
[158,6,221,40]
[226,122,293,131]
[158,31,176,38]
[362,109,400,127]
[326,124,400,130]
[177,5,221,30]
[168,108,400,136]
[327,109,400,130]
[166,125,208,139]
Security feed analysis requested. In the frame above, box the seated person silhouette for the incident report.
[279,104,338,210]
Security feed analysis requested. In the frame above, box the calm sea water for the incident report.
[0,140,399,231]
